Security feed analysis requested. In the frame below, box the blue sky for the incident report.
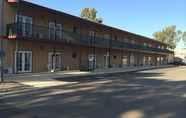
[26,0,186,48]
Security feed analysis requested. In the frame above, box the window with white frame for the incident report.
[49,22,55,40]
[16,15,32,37]
[56,24,62,40]
[89,31,95,37]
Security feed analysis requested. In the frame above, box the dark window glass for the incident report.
[73,26,78,33]
[72,53,77,59]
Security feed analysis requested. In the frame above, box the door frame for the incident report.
[14,51,32,73]
[48,52,63,72]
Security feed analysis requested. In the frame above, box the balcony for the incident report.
[7,23,172,54]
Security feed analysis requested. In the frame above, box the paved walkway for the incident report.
[3,65,173,88]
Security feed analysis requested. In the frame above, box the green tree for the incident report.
[183,32,186,45]
[80,8,103,23]
[153,25,183,49]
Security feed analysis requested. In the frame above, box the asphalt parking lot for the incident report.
[1,66,186,118]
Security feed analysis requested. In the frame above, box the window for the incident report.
[25,17,32,37]
[125,39,129,43]
[104,34,110,40]
[144,43,147,47]
[49,22,55,40]
[114,35,117,40]
[16,15,32,37]
[56,24,62,40]
[72,53,77,59]
[89,31,95,37]
[73,26,78,33]
[131,40,135,44]
[148,44,152,47]
[89,31,95,41]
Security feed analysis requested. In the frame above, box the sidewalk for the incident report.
[3,65,174,88]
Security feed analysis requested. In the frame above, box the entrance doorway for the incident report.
[104,54,109,68]
[122,55,128,67]
[48,52,63,72]
[88,54,96,70]
[15,51,32,73]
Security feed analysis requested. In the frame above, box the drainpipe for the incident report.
[15,0,20,74]
[0,0,4,82]
[108,35,112,68]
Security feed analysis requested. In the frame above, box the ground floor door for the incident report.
[48,52,63,72]
[122,55,128,67]
[104,54,109,68]
[88,54,96,70]
[130,53,135,66]
[15,51,32,73]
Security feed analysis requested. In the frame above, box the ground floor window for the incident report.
[15,51,32,73]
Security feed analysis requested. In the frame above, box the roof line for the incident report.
[21,0,168,46]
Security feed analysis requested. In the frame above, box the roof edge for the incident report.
[20,0,169,46]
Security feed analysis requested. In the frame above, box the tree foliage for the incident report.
[80,8,103,23]
[153,25,184,49]
[183,32,186,45]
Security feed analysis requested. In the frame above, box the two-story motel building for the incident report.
[0,0,173,74]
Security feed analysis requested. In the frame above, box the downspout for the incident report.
[0,0,4,82]
[15,0,20,73]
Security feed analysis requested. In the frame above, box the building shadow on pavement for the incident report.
[1,71,186,118]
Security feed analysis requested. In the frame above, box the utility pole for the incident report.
[0,0,4,83]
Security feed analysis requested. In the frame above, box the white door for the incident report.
[15,51,32,73]
[48,52,63,72]
[130,53,135,66]
[88,54,96,70]
[122,55,128,67]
